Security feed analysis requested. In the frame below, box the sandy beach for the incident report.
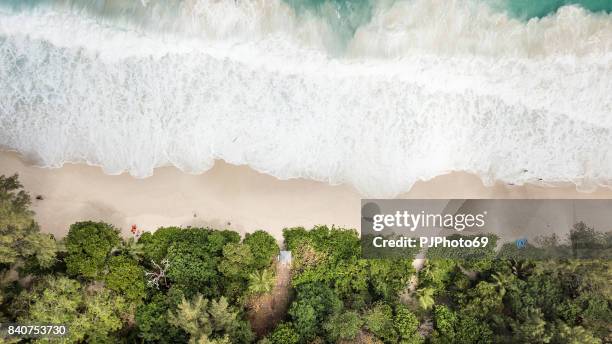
[2,150,612,240]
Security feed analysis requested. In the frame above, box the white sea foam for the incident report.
[0,0,611,196]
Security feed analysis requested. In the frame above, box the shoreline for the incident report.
[2,150,612,240]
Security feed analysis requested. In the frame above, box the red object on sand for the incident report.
[131,224,137,233]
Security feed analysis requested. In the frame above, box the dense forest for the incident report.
[1,174,611,343]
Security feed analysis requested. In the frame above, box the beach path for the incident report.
[248,261,293,337]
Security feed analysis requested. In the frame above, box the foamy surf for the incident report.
[0,0,611,197]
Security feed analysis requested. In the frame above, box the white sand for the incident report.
[2,151,612,240]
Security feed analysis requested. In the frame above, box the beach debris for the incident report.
[145,259,170,289]
[35,195,43,200]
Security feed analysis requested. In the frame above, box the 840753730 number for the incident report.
[1,323,68,339]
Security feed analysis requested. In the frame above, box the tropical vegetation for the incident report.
[1,174,610,343]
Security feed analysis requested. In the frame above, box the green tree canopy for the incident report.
[64,221,120,279]
[135,292,188,343]
[0,174,57,272]
[553,322,601,344]
[509,307,551,344]
[368,258,414,300]
[364,303,395,342]
[139,227,240,297]
[167,240,221,297]
[288,282,342,341]
[168,294,253,344]
[243,230,279,270]
[247,269,275,295]
[104,254,146,302]
[218,243,254,281]
[268,323,300,344]
[140,227,240,263]
[431,305,457,344]
[323,310,362,343]
[14,276,127,343]
[394,304,423,344]
[284,226,360,261]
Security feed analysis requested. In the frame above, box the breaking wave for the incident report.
[1,0,611,196]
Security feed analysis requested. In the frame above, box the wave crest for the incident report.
[1,1,611,196]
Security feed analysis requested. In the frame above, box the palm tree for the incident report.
[509,259,535,280]
[416,287,435,310]
[247,269,275,295]
[421,263,437,283]
[491,272,514,298]
[560,259,582,274]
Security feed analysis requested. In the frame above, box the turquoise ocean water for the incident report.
[3,0,612,43]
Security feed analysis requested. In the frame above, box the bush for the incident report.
[364,303,395,342]
[269,323,300,344]
[395,304,423,344]
[135,293,187,342]
[324,310,362,342]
